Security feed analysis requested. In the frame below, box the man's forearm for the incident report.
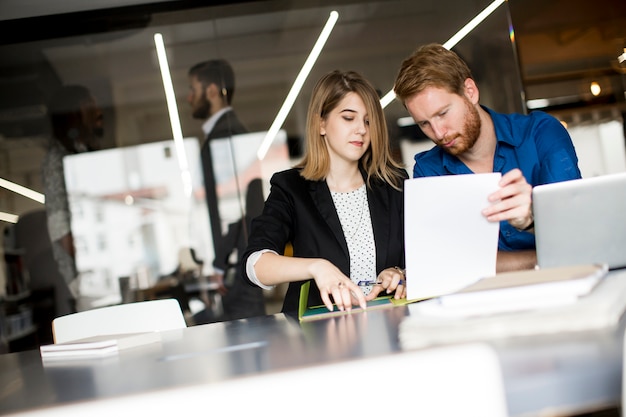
[58,233,76,258]
[496,250,537,273]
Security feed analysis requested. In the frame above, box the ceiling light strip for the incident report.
[257,10,339,160]
[442,0,505,50]
[380,0,506,109]
[0,211,19,224]
[0,177,45,204]
[154,32,193,197]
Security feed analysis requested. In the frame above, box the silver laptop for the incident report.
[533,172,626,270]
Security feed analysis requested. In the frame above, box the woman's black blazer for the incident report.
[241,167,407,313]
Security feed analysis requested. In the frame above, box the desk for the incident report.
[1,271,624,416]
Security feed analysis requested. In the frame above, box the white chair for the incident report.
[52,299,187,344]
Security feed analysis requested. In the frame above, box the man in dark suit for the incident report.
[187,59,266,322]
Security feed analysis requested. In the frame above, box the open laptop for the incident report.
[533,172,626,270]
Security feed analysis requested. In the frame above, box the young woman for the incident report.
[242,70,408,314]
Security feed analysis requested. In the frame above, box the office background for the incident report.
[0,0,625,323]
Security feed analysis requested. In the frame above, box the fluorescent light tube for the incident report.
[0,177,45,204]
[154,32,193,197]
[381,0,506,109]
[257,11,339,160]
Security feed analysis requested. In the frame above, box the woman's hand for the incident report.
[310,259,367,312]
[365,266,406,301]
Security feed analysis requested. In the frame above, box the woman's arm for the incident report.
[254,252,366,312]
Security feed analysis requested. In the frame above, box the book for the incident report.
[40,331,162,359]
[297,281,414,322]
[434,263,608,314]
[300,296,398,321]
[400,264,624,350]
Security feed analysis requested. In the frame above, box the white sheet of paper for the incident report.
[404,173,501,300]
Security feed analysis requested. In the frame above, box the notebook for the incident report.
[533,172,626,270]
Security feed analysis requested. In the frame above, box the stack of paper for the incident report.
[399,264,625,350]
[404,173,501,301]
[435,263,607,314]
[40,332,161,360]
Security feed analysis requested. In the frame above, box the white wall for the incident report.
[400,119,626,178]
[568,120,626,177]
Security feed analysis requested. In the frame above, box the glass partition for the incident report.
[0,0,624,313]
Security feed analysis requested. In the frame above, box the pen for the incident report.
[357,280,405,287]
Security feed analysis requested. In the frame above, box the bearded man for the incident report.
[393,43,581,272]
[186,59,266,322]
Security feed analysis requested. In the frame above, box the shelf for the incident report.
[5,325,36,342]
[2,249,56,351]
[2,248,26,256]
[3,290,31,303]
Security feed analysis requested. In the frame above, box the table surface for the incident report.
[1,271,625,417]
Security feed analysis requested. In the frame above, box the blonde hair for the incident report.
[297,70,404,190]
[393,43,473,104]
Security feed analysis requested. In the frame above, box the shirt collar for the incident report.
[483,105,519,146]
[440,105,513,174]
[202,106,233,136]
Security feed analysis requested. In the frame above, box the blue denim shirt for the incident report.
[413,106,582,251]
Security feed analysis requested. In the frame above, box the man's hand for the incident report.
[210,273,228,296]
[482,168,533,231]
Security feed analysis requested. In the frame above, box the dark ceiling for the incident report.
[509,0,626,114]
[0,0,625,141]
[0,0,625,219]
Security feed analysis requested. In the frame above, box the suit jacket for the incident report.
[200,110,248,266]
[242,167,408,314]
[199,110,266,321]
[206,110,248,141]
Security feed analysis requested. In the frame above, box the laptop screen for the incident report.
[533,172,626,270]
